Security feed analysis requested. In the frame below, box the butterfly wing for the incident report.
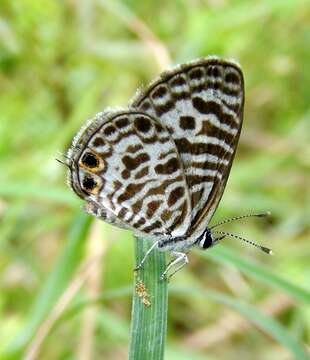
[67,110,192,239]
[131,57,244,236]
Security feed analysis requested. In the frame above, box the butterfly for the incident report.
[66,56,271,280]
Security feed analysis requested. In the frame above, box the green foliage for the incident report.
[4,213,92,359]
[0,0,309,359]
[129,239,167,360]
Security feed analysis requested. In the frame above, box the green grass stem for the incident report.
[129,238,168,360]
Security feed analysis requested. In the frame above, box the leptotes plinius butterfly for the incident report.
[66,57,271,280]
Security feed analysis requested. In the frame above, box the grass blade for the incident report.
[172,286,309,360]
[198,246,310,304]
[0,181,79,206]
[129,238,168,360]
[3,213,92,359]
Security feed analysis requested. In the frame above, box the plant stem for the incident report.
[129,238,168,360]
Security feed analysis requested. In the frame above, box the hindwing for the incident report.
[68,111,192,239]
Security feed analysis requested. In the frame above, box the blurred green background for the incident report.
[0,0,309,359]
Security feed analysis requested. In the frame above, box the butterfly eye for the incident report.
[199,230,213,249]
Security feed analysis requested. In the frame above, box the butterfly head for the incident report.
[197,228,224,250]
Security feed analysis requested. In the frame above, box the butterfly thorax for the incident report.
[156,227,214,252]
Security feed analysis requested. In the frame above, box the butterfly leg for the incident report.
[134,240,159,271]
[160,251,188,281]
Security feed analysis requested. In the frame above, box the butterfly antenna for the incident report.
[213,230,273,255]
[210,211,271,230]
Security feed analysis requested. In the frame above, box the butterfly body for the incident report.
[67,56,244,278]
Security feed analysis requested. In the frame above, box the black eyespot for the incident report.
[82,176,96,191]
[82,152,99,168]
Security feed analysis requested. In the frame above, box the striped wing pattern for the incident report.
[68,57,244,246]
[68,111,192,239]
[131,58,244,237]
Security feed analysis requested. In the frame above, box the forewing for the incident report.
[131,57,244,234]
[68,111,192,239]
